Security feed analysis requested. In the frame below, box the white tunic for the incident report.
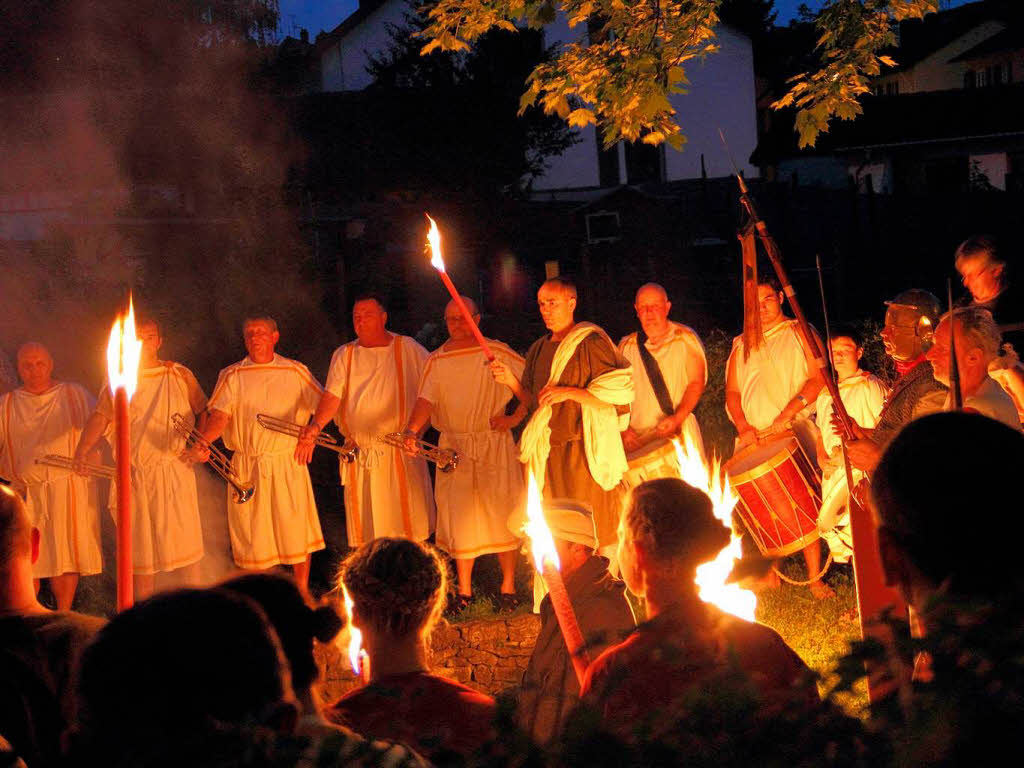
[96,362,206,575]
[727,319,812,430]
[814,371,888,561]
[209,354,325,568]
[418,340,525,559]
[945,376,1022,431]
[619,322,707,459]
[326,335,436,545]
[0,383,101,578]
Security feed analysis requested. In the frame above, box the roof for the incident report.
[315,0,393,52]
[886,0,1020,72]
[753,81,1024,163]
[948,24,1024,61]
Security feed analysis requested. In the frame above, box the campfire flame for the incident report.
[523,471,559,572]
[673,433,757,622]
[425,214,446,272]
[341,585,365,677]
[105,295,142,401]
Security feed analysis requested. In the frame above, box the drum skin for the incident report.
[725,433,822,558]
[622,438,680,491]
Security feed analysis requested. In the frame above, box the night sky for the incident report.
[277,0,976,40]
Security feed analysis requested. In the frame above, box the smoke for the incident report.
[0,0,335,390]
[1,1,338,600]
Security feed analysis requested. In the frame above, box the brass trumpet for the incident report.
[171,413,255,504]
[36,454,116,480]
[377,433,459,473]
[256,413,358,463]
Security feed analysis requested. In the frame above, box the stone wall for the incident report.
[319,613,541,701]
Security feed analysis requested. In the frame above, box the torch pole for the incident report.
[114,386,133,611]
[436,269,495,362]
[541,558,591,686]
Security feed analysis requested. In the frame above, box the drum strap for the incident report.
[636,330,675,418]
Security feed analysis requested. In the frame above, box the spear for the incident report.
[721,131,906,702]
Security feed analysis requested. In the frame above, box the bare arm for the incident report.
[490,359,532,407]
[537,385,615,411]
[182,409,229,463]
[405,397,433,437]
[765,330,827,433]
[73,411,110,472]
[294,391,343,464]
[725,353,755,446]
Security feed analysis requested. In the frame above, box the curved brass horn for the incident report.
[377,432,459,473]
[171,413,254,504]
[36,454,116,480]
[256,413,358,463]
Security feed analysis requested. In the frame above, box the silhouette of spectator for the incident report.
[0,484,104,768]
[219,573,344,737]
[326,538,496,763]
[581,478,818,741]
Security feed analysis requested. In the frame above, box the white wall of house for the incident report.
[970,151,1008,189]
[663,25,758,182]
[876,20,1008,94]
[531,21,758,190]
[319,2,758,191]
[320,0,412,92]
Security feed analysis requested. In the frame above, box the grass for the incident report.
[755,558,868,714]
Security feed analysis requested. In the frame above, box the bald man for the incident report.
[298,295,435,547]
[619,283,707,467]
[491,277,633,559]
[0,343,101,609]
[404,297,527,611]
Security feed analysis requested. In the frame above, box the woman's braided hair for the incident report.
[340,537,449,638]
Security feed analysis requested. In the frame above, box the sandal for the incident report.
[498,593,522,613]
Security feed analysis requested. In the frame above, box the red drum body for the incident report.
[725,433,822,558]
[621,438,680,491]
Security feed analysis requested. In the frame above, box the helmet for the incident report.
[884,289,941,352]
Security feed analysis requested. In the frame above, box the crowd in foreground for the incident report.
[2,409,1023,767]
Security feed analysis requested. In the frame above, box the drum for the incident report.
[724,432,822,558]
[621,438,680,491]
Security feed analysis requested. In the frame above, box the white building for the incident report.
[316,0,759,197]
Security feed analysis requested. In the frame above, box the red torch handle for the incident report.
[114,387,133,612]
[542,560,592,686]
[437,270,495,362]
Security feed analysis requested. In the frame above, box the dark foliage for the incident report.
[297,12,576,204]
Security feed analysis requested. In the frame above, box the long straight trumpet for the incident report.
[171,413,255,504]
[256,414,358,463]
[36,454,116,480]
[377,433,459,473]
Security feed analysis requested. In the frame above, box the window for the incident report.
[585,212,620,244]
[964,70,977,89]
[885,81,900,96]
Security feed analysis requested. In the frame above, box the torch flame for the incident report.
[341,584,365,677]
[523,471,560,572]
[673,433,757,622]
[105,295,143,401]
[425,214,446,272]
